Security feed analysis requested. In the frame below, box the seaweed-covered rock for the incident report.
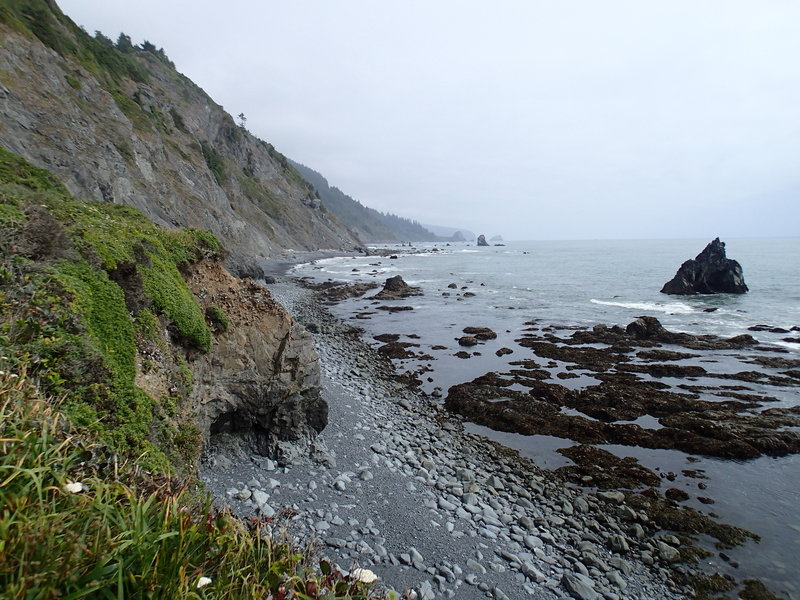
[661,238,748,295]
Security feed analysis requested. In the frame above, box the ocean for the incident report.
[291,237,800,598]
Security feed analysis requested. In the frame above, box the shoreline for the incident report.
[289,246,799,599]
[201,275,709,600]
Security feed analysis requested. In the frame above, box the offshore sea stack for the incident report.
[476,234,490,246]
[661,238,748,295]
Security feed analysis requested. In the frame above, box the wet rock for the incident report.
[378,341,419,359]
[661,238,748,295]
[372,275,423,299]
[458,336,479,347]
[463,327,497,340]
[477,235,490,247]
[665,488,690,502]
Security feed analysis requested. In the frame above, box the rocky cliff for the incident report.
[0,0,362,276]
[184,260,326,458]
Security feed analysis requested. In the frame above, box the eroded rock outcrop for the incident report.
[661,238,748,295]
[476,234,490,247]
[183,260,325,459]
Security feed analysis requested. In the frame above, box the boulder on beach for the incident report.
[661,238,748,295]
[476,234,489,247]
[372,275,423,300]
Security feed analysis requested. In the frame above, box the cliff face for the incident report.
[0,2,361,276]
[184,260,326,457]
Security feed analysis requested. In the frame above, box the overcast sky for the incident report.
[59,1,799,240]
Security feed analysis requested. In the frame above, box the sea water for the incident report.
[293,238,800,597]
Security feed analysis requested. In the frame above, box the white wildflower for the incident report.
[350,568,378,584]
[63,482,84,494]
[196,576,212,589]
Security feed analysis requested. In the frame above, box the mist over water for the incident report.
[293,238,800,597]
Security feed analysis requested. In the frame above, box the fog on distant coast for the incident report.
[60,0,800,240]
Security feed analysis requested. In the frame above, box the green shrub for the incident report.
[205,305,229,332]
[200,140,226,185]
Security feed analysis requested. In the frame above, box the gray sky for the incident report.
[59,1,800,240]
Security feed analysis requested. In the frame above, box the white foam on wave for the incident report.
[590,299,696,315]
[775,341,800,351]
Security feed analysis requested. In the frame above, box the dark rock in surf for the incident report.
[661,238,748,295]
[463,326,498,340]
[372,275,422,299]
[476,234,490,247]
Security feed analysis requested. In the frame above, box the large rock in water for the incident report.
[476,234,490,247]
[661,238,748,295]
[372,275,423,299]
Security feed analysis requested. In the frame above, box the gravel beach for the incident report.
[200,273,696,600]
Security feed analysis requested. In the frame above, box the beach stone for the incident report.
[467,558,487,574]
[487,475,505,490]
[521,562,546,582]
[418,580,435,600]
[562,572,599,600]
[597,491,625,503]
[608,557,633,576]
[657,542,680,562]
[438,497,458,511]
[629,524,645,540]
[574,497,590,513]
[251,489,270,507]
[606,571,627,589]
[524,535,544,550]
[609,535,630,553]
[492,587,510,600]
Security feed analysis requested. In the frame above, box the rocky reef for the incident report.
[445,317,800,461]
[476,234,490,247]
[661,238,748,295]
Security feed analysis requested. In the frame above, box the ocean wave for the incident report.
[775,341,800,351]
[590,299,696,315]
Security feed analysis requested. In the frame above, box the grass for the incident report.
[0,368,382,599]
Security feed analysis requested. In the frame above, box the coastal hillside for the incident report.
[0,0,363,277]
[290,160,440,243]
[0,144,379,597]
